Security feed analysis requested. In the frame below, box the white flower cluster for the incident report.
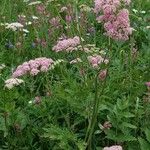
[50,59,65,69]
[70,58,82,64]
[103,145,122,150]
[79,4,92,12]
[28,1,41,5]
[132,9,146,14]
[1,22,30,33]
[5,78,24,89]
[32,16,38,20]
[5,22,24,31]
[23,0,41,5]
[23,0,29,2]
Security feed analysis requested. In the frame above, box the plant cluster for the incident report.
[0,0,150,149]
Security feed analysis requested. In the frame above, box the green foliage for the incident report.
[0,0,150,149]
[138,137,150,150]
[42,125,85,150]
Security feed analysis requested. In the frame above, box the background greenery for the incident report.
[0,0,150,149]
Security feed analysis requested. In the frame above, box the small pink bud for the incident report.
[103,121,112,130]
[36,4,46,14]
[65,15,72,23]
[34,96,41,104]
[145,82,150,87]
[41,39,47,47]
[99,70,107,81]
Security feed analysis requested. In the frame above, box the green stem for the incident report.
[86,73,108,150]
[85,38,112,149]
[86,73,99,149]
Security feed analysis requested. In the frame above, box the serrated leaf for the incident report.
[0,116,8,137]
[106,130,136,142]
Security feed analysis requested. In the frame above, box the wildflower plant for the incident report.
[0,0,150,149]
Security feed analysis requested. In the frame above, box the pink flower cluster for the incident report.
[104,9,132,40]
[94,0,132,40]
[94,0,120,15]
[88,55,109,68]
[52,36,80,52]
[103,145,122,150]
[12,57,54,77]
[94,0,130,15]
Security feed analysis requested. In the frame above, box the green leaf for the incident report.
[0,116,8,137]
[144,128,150,143]
[42,125,85,149]
[106,130,136,142]
[122,122,137,129]
[122,112,135,118]
[138,137,150,150]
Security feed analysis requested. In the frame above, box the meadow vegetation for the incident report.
[0,0,150,149]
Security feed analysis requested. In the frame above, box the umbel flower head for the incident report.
[12,58,64,78]
[52,36,80,52]
[5,22,24,31]
[94,0,132,41]
[5,78,24,89]
[88,55,109,68]
[104,9,133,41]
[12,57,54,77]
[94,0,131,15]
